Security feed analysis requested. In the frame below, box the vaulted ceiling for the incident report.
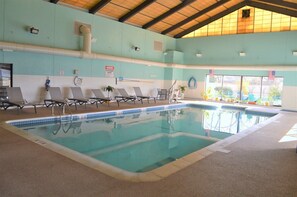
[49,0,297,38]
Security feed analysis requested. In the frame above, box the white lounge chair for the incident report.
[70,87,97,109]
[133,87,156,104]
[90,89,112,107]
[115,88,136,107]
[4,87,41,113]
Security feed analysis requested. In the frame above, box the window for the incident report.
[261,77,283,106]
[0,64,13,99]
[183,6,297,38]
[205,74,283,106]
[242,76,262,102]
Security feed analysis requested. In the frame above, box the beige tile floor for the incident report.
[0,100,296,197]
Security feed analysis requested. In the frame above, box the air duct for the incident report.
[79,25,92,53]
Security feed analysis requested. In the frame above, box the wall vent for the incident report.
[242,9,250,18]
[154,41,163,51]
[74,21,92,35]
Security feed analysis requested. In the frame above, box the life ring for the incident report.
[74,76,83,86]
[188,77,197,89]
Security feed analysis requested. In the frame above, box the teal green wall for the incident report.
[4,0,55,47]
[278,71,297,86]
[0,0,4,41]
[177,31,297,66]
[183,69,208,82]
[1,0,176,61]
[0,0,176,80]
[164,68,184,81]
[2,51,165,80]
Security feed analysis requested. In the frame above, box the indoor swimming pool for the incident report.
[7,103,276,176]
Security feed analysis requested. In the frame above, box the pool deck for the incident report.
[0,100,296,196]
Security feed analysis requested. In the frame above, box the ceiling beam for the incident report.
[89,0,112,14]
[162,0,229,35]
[119,0,156,22]
[50,0,59,4]
[257,0,297,10]
[247,1,297,18]
[174,1,247,38]
[142,0,196,29]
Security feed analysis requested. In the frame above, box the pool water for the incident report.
[15,106,272,172]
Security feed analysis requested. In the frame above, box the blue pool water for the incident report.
[12,105,273,172]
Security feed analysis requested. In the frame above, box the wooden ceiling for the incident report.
[49,0,297,38]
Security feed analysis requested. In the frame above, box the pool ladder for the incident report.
[168,80,177,103]
[51,100,75,135]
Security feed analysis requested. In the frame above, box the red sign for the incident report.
[105,66,114,71]
[268,70,275,80]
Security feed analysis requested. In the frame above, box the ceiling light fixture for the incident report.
[196,53,202,57]
[239,52,246,57]
[28,26,39,34]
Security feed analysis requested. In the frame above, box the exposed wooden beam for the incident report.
[162,0,229,35]
[89,0,111,14]
[174,1,247,38]
[142,0,196,29]
[119,0,156,22]
[257,0,297,10]
[50,0,59,4]
[247,1,297,17]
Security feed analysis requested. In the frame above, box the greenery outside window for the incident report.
[205,74,283,106]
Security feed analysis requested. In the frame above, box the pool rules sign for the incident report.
[105,65,114,78]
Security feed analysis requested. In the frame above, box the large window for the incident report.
[205,74,283,106]
[183,6,297,38]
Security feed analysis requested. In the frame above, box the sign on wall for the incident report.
[105,65,114,78]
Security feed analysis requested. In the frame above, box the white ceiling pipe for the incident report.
[79,25,91,53]
[0,41,81,58]
[0,41,169,67]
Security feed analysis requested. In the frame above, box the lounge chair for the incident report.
[90,89,112,107]
[4,87,41,113]
[133,87,156,104]
[70,87,96,109]
[115,88,136,106]
[157,89,168,100]
[44,87,67,106]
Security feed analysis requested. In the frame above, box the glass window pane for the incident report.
[262,77,283,106]
[205,75,223,100]
[242,77,262,103]
[221,76,241,101]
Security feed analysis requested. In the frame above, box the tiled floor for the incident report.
[0,101,296,196]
